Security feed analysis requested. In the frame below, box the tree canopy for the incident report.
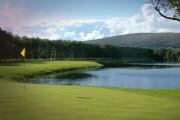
[0,27,180,63]
[0,27,155,62]
[150,0,180,22]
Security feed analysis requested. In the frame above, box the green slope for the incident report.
[86,33,180,48]
[0,61,180,120]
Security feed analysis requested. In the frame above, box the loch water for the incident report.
[25,63,180,88]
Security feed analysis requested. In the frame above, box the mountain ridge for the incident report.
[85,33,180,48]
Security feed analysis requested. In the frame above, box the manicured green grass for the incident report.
[0,60,180,120]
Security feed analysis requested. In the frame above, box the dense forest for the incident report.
[0,27,180,63]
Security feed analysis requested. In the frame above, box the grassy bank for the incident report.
[0,60,180,120]
[95,59,156,67]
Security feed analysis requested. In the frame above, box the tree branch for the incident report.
[153,0,180,22]
[155,7,180,22]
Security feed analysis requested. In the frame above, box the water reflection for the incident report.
[25,63,180,88]
[26,70,97,85]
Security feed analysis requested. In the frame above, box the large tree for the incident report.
[150,0,180,22]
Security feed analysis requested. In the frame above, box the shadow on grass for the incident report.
[76,96,92,100]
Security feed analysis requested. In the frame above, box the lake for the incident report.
[25,63,180,88]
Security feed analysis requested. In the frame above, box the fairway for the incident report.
[0,61,180,120]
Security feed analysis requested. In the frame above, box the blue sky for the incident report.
[1,0,144,18]
[0,0,180,40]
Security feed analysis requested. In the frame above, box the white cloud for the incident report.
[57,19,100,26]
[1,3,180,40]
[104,4,157,35]
[79,30,105,41]
[141,3,153,17]
[19,27,61,40]
[102,3,180,36]
[64,31,77,39]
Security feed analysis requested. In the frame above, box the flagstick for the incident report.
[21,48,26,91]
[23,58,26,91]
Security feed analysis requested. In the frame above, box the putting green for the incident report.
[0,61,180,120]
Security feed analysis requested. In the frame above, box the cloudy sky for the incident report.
[0,0,180,40]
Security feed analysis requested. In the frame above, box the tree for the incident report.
[150,0,180,22]
[3,27,180,63]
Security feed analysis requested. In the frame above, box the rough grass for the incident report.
[0,60,180,120]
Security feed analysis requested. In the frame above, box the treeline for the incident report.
[0,28,154,62]
[154,48,180,62]
[23,38,154,59]
[0,28,22,62]
[0,27,180,62]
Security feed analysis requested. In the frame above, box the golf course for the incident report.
[0,60,180,120]
[1,0,180,119]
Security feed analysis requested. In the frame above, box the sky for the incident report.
[0,0,180,40]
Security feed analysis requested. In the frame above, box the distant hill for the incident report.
[86,33,180,48]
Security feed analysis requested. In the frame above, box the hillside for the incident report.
[86,33,180,48]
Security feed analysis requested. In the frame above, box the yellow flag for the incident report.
[20,48,26,58]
